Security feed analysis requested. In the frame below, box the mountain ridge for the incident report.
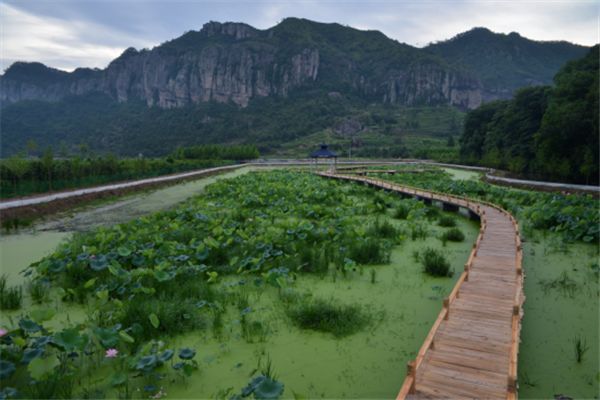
[3,18,586,110]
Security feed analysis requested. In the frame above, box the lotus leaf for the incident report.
[30,308,56,323]
[18,319,42,333]
[0,360,15,379]
[53,328,88,351]
[117,246,132,257]
[89,255,108,271]
[254,377,284,399]
[93,327,119,348]
[153,269,175,282]
[158,349,174,363]
[27,355,59,380]
[178,348,196,360]
[0,387,17,399]
[48,260,65,273]
[110,371,127,387]
[21,347,44,364]
[136,355,158,371]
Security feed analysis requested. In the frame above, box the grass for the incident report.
[347,238,390,265]
[366,218,401,241]
[287,297,370,337]
[441,228,465,244]
[438,215,456,227]
[410,224,428,240]
[29,279,50,304]
[297,246,330,274]
[393,204,410,220]
[420,248,453,277]
[0,274,22,310]
[118,276,216,341]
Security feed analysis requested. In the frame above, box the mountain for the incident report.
[425,27,588,101]
[0,19,589,157]
[1,19,483,110]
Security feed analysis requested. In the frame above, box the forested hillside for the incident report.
[460,45,599,184]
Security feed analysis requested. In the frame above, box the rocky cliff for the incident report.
[1,19,482,109]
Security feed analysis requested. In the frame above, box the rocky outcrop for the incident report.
[383,62,481,109]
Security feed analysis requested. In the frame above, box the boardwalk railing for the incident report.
[318,172,524,400]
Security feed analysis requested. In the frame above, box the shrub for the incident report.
[367,218,400,240]
[441,228,465,243]
[421,248,452,277]
[424,207,440,220]
[410,224,428,240]
[0,274,22,310]
[287,298,369,337]
[438,216,456,227]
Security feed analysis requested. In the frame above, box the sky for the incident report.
[1,0,598,72]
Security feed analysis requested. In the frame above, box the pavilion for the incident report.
[310,144,338,171]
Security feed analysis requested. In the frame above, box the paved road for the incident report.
[2,160,597,212]
[0,164,243,211]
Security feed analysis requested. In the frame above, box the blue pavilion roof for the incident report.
[310,144,337,158]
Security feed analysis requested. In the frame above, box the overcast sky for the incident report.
[1,0,598,72]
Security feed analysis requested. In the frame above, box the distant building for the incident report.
[310,144,337,171]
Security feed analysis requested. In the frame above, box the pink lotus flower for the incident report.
[105,348,118,358]
[0,328,7,337]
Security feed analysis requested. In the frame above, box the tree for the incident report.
[3,153,29,193]
[42,147,54,190]
[26,139,38,157]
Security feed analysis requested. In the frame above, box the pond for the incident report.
[0,170,479,398]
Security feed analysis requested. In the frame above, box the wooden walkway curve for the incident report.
[318,172,524,400]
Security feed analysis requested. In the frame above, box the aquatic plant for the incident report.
[539,271,578,298]
[346,238,390,265]
[410,224,428,240]
[28,279,49,304]
[367,218,401,241]
[375,167,600,243]
[573,336,589,363]
[441,228,465,243]
[438,215,457,227]
[287,298,370,337]
[0,275,22,310]
[421,248,453,277]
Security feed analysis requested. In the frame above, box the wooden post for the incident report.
[513,305,520,316]
[443,298,450,320]
[407,361,416,394]
[507,376,517,393]
[464,263,470,281]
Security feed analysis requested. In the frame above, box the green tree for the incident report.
[3,153,30,193]
[42,147,54,190]
[535,45,599,183]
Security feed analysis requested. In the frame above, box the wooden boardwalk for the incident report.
[318,172,524,400]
